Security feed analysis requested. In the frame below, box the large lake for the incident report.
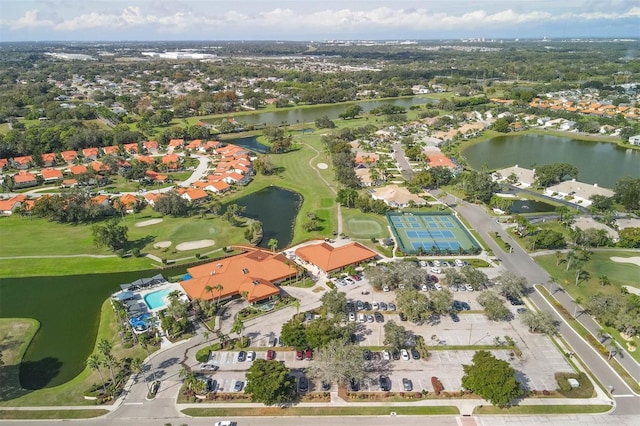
[462,134,640,189]
[207,97,435,127]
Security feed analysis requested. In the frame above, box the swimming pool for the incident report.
[144,288,172,310]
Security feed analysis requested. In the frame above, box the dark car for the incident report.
[392,349,400,360]
[363,349,372,361]
[379,375,391,391]
[237,351,247,362]
[508,295,524,305]
[233,380,244,392]
[356,300,364,311]
[298,376,308,392]
[452,301,463,311]
[375,312,384,323]
[321,381,331,391]
[207,378,218,392]
[399,312,407,321]
[363,302,371,311]
[346,302,355,312]
[304,348,313,360]
[296,350,304,360]
[349,378,360,391]
[461,302,471,311]
[380,302,388,311]
[402,378,413,391]
[450,312,460,322]
[411,348,420,360]
[266,350,276,360]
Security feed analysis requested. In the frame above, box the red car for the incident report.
[266,350,276,360]
[304,348,313,360]
[295,350,304,360]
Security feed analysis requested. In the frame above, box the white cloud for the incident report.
[2,3,639,38]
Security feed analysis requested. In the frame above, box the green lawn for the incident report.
[342,207,390,240]
[183,406,459,417]
[0,409,109,419]
[473,404,612,415]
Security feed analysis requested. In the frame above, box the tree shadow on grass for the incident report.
[0,357,63,401]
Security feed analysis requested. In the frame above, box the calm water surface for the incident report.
[462,134,640,188]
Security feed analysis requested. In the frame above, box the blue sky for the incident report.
[1,0,638,41]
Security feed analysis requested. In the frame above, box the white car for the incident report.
[344,277,355,285]
[382,350,391,361]
[383,285,390,292]
[465,284,474,292]
[430,267,442,274]
[421,284,429,292]
[400,349,410,361]
[246,351,256,361]
[358,313,366,323]
[372,301,380,310]
[433,260,441,267]
[455,259,464,267]
[214,422,234,426]
[349,312,356,322]
[434,283,442,291]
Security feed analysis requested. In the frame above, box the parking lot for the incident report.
[196,260,572,395]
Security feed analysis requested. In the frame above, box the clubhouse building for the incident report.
[295,241,378,274]
[180,248,297,304]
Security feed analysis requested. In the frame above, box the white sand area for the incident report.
[153,241,172,249]
[610,256,640,267]
[135,218,164,227]
[317,163,328,170]
[176,240,216,251]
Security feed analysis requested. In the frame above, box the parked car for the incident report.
[298,376,308,392]
[442,261,450,268]
[383,285,390,292]
[461,301,471,310]
[358,313,366,323]
[305,348,313,360]
[237,351,247,362]
[214,421,234,426]
[379,375,391,391]
[402,378,413,391]
[421,284,429,292]
[321,381,331,391]
[344,277,355,285]
[207,378,217,392]
[363,349,372,361]
[465,284,474,292]
[296,350,304,360]
[517,308,527,314]
[349,378,360,391]
[200,364,218,371]
[349,312,356,322]
[367,314,374,323]
[388,302,396,311]
[380,302,388,311]
[346,301,355,312]
[392,349,400,360]
[430,267,442,274]
[455,259,464,267]
[233,381,244,392]
[411,348,420,360]
[433,260,441,267]
[375,312,384,323]
[266,350,276,360]
[400,349,410,361]
[450,312,460,322]
[356,300,364,311]
[246,351,256,362]
[399,312,407,321]
[382,350,391,360]
[363,302,371,310]
[372,301,380,310]
[452,300,463,311]
[434,283,442,291]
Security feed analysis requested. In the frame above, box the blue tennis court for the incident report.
[387,212,480,255]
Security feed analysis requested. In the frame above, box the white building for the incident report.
[628,135,640,146]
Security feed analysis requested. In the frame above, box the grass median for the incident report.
[0,409,109,419]
[473,404,612,415]
[183,406,459,417]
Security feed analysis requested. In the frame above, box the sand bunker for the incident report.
[176,240,215,251]
[610,256,640,267]
[317,163,328,170]
[153,241,172,249]
[135,218,164,227]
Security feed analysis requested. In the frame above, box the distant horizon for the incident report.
[2,1,638,42]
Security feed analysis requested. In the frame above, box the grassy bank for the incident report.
[473,404,612,415]
[0,409,109,419]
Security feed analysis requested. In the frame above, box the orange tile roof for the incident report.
[69,165,88,175]
[13,156,32,165]
[61,178,77,186]
[183,188,208,201]
[162,154,180,165]
[143,140,159,150]
[119,193,138,208]
[103,145,119,155]
[0,159,8,169]
[41,168,63,180]
[208,181,230,192]
[82,147,99,158]
[168,139,184,148]
[124,143,139,152]
[426,152,456,169]
[0,196,24,213]
[136,155,155,165]
[13,172,37,184]
[61,150,78,162]
[41,152,57,163]
[90,161,110,172]
[295,242,378,273]
[181,249,296,303]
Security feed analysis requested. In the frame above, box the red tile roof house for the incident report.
[180,248,297,304]
[295,241,379,274]
[168,139,184,152]
[102,145,120,156]
[12,156,33,170]
[143,140,159,154]
[41,152,57,167]
[162,154,181,170]
[145,170,168,183]
[13,171,38,189]
[123,143,139,154]
[0,158,8,171]
[61,150,78,164]
[186,139,203,151]
[69,165,88,176]
[0,194,27,215]
[206,180,230,193]
[118,194,140,213]
[180,188,208,204]
[41,168,64,183]
[61,178,78,188]
[143,192,162,206]
[82,147,100,162]
[136,155,156,165]
[90,161,111,174]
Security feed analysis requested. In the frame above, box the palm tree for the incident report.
[268,238,278,252]
[138,334,157,382]
[179,368,197,392]
[87,354,107,396]
[599,275,611,287]
[292,298,301,314]
[214,284,224,306]
[204,285,215,302]
[97,339,116,385]
[131,357,150,392]
[231,315,245,340]
[573,296,583,317]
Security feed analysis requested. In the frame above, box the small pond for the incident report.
[509,199,557,214]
